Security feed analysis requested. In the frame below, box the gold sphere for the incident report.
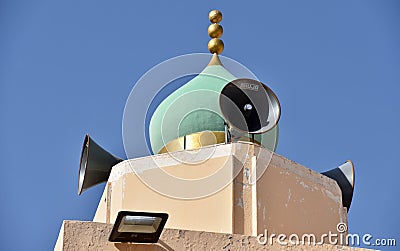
[209,10,222,23]
[208,23,223,38]
[208,38,224,54]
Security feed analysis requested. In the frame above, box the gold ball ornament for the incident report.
[208,23,223,38]
[208,38,224,54]
[209,10,222,23]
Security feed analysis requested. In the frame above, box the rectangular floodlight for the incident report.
[109,211,168,243]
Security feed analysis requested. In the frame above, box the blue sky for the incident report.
[1,0,399,250]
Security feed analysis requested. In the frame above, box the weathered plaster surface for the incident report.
[94,142,348,239]
[55,220,373,251]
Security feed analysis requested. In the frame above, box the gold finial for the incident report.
[209,10,222,23]
[208,10,224,54]
[208,23,223,38]
[208,38,224,54]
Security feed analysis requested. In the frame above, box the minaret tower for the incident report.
[55,10,357,250]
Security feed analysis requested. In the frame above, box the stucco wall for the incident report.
[55,220,373,251]
[93,142,347,239]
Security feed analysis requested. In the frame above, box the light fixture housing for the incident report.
[109,211,169,243]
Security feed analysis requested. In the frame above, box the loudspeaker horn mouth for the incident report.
[219,78,281,134]
[321,160,355,211]
[78,134,90,195]
[78,134,123,195]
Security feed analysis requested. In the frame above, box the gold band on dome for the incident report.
[159,131,225,154]
[158,131,261,154]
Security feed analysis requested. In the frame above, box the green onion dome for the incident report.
[149,54,278,154]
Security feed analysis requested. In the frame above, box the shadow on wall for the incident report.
[114,241,173,251]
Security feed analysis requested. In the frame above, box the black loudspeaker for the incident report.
[78,134,123,195]
[322,160,355,210]
[219,78,281,134]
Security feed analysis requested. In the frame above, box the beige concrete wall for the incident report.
[95,144,237,234]
[116,171,234,233]
[55,220,373,251]
[93,187,107,223]
[255,146,348,237]
[93,142,348,240]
